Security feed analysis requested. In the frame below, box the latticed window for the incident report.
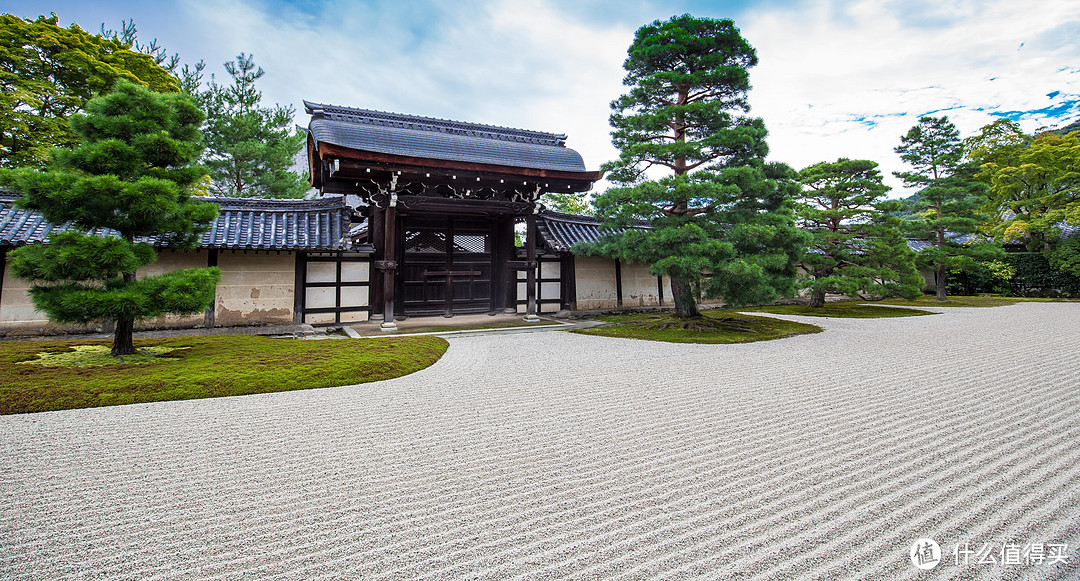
[404,230,447,253]
[453,234,489,254]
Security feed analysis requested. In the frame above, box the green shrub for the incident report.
[1003,252,1080,297]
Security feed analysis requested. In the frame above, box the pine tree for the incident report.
[1,80,220,356]
[199,53,307,198]
[796,159,922,307]
[894,116,1002,300]
[584,14,806,317]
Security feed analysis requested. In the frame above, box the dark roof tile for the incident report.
[306,101,588,173]
[0,196,353,251]
[537,210,639,253]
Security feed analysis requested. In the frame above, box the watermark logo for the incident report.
[910,538,942,570]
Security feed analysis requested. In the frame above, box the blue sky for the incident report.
[5,0,1080,196]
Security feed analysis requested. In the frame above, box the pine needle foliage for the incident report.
[2,80,220,356]
[894,116,1003,300]
[583,15,806,317]
[796,158,922,306]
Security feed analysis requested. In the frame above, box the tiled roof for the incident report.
[906,232,982,252]
[537,210,640,253]
[0,195,354,251]
[305,101,589,173]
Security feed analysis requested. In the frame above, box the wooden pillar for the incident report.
[504,218,518,313]
[380,202,398,331]
[491,217,508,314]
[206,249,219,327]
[370,205,385,320]
[561,252,577,311]
[443,220,455,317]
[657,275,665,307]
[524,213,539,321]
[0,248,6,317]
[615,259,623,308]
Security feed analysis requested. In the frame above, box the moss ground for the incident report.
[0,335,447,415]
[571,310,822,344]
[744,302,937,318]
[876,295,1026,308]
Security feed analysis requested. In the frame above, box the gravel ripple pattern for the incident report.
[2,303,1079,580]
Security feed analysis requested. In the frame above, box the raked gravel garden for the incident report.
[2,302,1080,580]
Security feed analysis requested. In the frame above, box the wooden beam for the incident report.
[398,196,532,216]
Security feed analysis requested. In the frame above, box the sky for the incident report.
[5,0,1080,197]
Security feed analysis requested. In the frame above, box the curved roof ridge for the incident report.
[304,100,567,146]
[193,196,347,210]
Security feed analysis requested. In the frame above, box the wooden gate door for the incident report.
[399,219,493,316]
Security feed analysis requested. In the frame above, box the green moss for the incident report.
[572,311,822,344]
[0,335,447,415]
[744,303,936,318]
[18,345,187,367]
[875,295,1020,308]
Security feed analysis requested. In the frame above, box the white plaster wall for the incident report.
[0,258,93,335]
[620,262,662,307]
[216,251,296,326]
[0,248,212,335]
[135,249,211,329]
[574,256,619,310]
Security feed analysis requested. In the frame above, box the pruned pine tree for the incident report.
[2,80,221,357]
[797,159,922,307]
[201,53,308,198]
[894,116,1002,300]
[584,14,806,318]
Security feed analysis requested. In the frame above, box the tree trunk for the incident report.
[111,271,139,357]
[809,289,827,308]
[111,317,137,357]
[936,264,948,301]
[670,276,700,318]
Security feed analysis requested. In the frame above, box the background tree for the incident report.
[197,53,307,198]
[1,79,220,357]
[583,14,806,318]
[966,119,1080,275]
[796,158,922,307]
[894,116,1002,300]
[0,14,178,169]
[540,191,592,215]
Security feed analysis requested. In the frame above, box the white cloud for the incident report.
[175,0,629,185]
[10,0,1080,199]
[742,0,1080,195]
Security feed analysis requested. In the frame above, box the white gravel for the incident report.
[2,303,1079,580]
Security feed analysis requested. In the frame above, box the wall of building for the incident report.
[0,247,382,335]
[136,249,212,330]
[0,254,98,336]
[619,262,663,307]
[215,250,297,326]
[0,248,219,336]
[574,256,620,310]
[303,252,370,325]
